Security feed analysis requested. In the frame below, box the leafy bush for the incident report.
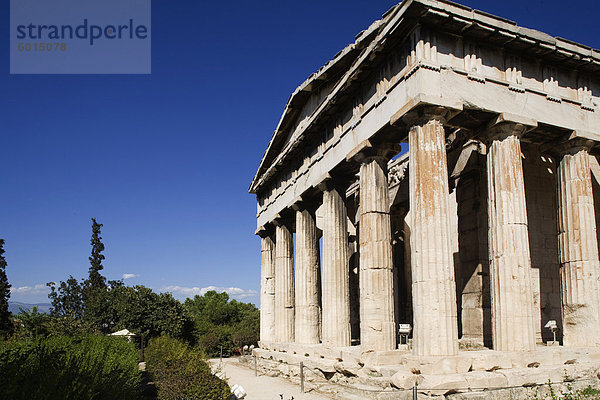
[0,335,141,400]
[145,336,230,400]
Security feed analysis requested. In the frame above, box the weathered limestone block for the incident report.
[556,144,600,346]
[498,366,564,387]
[275,222,295,342]
[419,373,469,396]
[562,362,600,381]
[420,356,473,375]
[260,233,276,342]
[391,370,423,389]
[359,156,396,351]
[333,361,361,377]
[470,352,512,371]
[294,206,321,344]
[408,115,459,356]
[322,185,351,347]
[486,116,536,351]
[463,371,508,390]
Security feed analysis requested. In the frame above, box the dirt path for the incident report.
[209,358,334,400]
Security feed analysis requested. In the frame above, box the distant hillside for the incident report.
[8,302,51,314]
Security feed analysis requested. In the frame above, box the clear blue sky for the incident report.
[2,0,599,306]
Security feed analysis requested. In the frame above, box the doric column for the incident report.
[320,181,351,347]
[274,219,295,343]
[294,202,321,344]
[405,108,458,356]
[486,114,537,352]
[356,150,397,352]
[259,227,276,343]
[556,140,600,346]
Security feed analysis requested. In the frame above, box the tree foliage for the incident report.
[0,240,12,335]
[40,219,257,356]
[87,218,106,290]
[47,276,84,319]
[14,306,50,339]
[183,291,259,356]
[47,219,123,333]
[109,285,193,341]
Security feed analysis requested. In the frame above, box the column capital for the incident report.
[346,140,401,165]
[390,95,463,127]
[401,105,457,127]
[256,223,275,238]
[272,213,295,230]
[291,196,319,213]
[550,136,594,158]
[484,113,537,143]
[316,174,351,196]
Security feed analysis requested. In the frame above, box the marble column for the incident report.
[259,231,276,343]
[407,113,459,356]
[358,154,396,351]
[294,204,321,344]
[321,183,351,347]
[556,142,600,346]
[486,117,536,352]
[275,220,295,343]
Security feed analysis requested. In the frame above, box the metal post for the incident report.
[220,346,223,364]
[254,355,257,376]
[300,362,304,393]
[413,383,418,400]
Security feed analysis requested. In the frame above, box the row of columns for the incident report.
[259,109,600,353]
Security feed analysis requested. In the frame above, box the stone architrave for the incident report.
[486,115,537,352]
[358,152,397,351]
[274,221,295,343]
[556,141,600,346]
[321,183,351,347]
[406,110,459,357]
[294,204,321,344]
[259,230,276,343]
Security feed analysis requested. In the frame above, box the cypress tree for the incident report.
[88,218,107,290]
[0,239,12,334]
[84,218,109,331]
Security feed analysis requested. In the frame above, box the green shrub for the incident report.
[145,336,230,400]
[0,335,141,400]
[198,332,220,355]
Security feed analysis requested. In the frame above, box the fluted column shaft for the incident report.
[487,131,536,351]
[275,223,295,342]
[322,186,351,346]
[260,234,276,342]
[359,157,396,351]
[295,207,321,344]
[409,119,459,356]
[557,145,600,346]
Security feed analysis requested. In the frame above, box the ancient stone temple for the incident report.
[249,1,600,387]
